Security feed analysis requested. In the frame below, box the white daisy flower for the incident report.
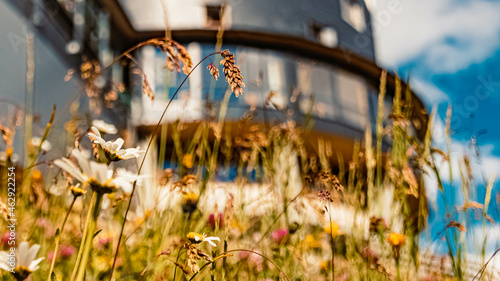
[88,127,144,162]
[113,168,149,194]
[132,175,170,227]
[187,232,220,247]
[0,241,44,280]
[30,137,52,151]
[54,150,132,194]
[92,120,117,134]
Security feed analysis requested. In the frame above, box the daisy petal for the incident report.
[114,138,125,151]
[18,242,29,267]
[90,162,108,184]
[25,244,40,268]
[71,150,92,178]
[204,236,220,247]
[54,159,87,183]
[28,257,44,272]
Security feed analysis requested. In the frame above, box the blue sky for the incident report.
[370,0,500,262]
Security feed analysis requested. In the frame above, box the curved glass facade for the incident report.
[132,43,389,139]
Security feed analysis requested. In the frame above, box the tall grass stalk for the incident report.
[75,192,103,281]
[109,50,225,280]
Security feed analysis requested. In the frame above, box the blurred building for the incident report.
[107,0,428,167]
[2,0,432,260]
[3,0,428,166]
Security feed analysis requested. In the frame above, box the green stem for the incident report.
[47,197,77,281]
[74,192,103,281]
[328,202,335,281]
[172,248,184,281]
[192,250,288,281]
[71,192,97,280]
[396,258,401,281]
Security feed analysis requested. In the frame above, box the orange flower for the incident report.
[387,232,405,260]
[387,233,405,247]
[32,170,43,181]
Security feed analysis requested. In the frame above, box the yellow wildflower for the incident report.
[320,260,331,271]
[323,221,342,237]
[182,153,194,168]
[304,234,321,248]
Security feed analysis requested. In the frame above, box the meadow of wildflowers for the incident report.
[0,36,498,281]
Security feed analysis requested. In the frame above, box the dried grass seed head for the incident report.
[220,49,245,97]
[207,62,220,80]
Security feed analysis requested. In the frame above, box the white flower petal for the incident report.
[90,162,108,184]
[0,252,11,271]
[88,133,99,141]
[41,140,52,151]
[24,244,40,268]
[90,127,101,138]
[112,177,133,193]
[71,150,92,179]
[92,120,117,134]
[54,159,87,183]
[120,147,144,160]
[31,137,52,151]
[18,242,29,267]
[204,236,220,247]
[101,195,111,210]
[106,169,114,180]
[114,138,124,151]
[93,138,107,149]
[28,257,44,272]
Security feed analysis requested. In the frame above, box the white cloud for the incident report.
[372,0,500,73]
[423,115,500,205]
[469,223,500,251]
[411,78,450,106]
[467,224,500,273]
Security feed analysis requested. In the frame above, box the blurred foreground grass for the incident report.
[0,39,498,281]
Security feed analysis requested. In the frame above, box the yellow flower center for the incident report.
[88,177,116,194]
[12,266,32,280]
[70,185,87,196]
[187,232,204,244]
[182,192,199,213]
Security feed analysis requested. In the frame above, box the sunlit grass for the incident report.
[0,37,498,281]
